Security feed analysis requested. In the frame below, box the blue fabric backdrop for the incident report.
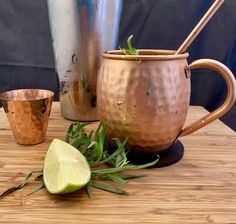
[119,0,236,130]
[0,0,235,130]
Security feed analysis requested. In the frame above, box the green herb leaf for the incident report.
[0,185,23,199]
[117,173,147,180]
[92,156,159,175]
[92,181,128,195]
[99,173,127,184]
[86,180,93,199]
[119,35,139,55]
[80,131,93,155]
[27,182,45,196]
[95,141,124,166]
[0,170,43,199]
[35,173,43,181]
[114,138,129,167]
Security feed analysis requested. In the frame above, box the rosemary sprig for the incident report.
[120,35,139,55]
[0,170,43,199]
[0,122,159,199]
[65,122,159,197]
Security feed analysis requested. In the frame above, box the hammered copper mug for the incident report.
[97,50,236,153]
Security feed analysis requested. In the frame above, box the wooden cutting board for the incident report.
[0,102,236,223]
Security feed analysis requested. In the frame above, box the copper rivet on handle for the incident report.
[185,67,191,78]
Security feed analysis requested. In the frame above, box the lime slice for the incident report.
[43,138,91,194]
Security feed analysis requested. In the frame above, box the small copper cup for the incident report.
[0,89,54,145]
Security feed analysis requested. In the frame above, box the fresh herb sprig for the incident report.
[0,122,159,199]
[0,170,44,199]
[65,122,159,197]
[120,35,139,55]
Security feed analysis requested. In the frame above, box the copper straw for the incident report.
[176,0,224,55]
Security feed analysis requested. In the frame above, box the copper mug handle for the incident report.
[179,59,236,138]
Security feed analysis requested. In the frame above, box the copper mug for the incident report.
[97,50,236,153]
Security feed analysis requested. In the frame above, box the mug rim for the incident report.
[0,89,55,101]
[102,49,189,61]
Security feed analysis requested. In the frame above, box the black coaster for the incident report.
[105,139,184,168]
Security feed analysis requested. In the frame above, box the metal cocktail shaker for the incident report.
[47,0,123,120]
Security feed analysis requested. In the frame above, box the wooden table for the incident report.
[0,102,235,224]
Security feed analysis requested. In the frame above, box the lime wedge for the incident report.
[43,138,91,194]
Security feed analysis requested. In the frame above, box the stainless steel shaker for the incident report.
[47,0,123,120]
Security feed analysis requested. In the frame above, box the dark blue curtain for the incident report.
[0,0,235,130]
[118,0,236,130]
[0,0,59,99]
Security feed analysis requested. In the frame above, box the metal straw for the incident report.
[176,0,224,55]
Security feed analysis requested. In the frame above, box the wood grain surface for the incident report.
[0,102,235,224]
